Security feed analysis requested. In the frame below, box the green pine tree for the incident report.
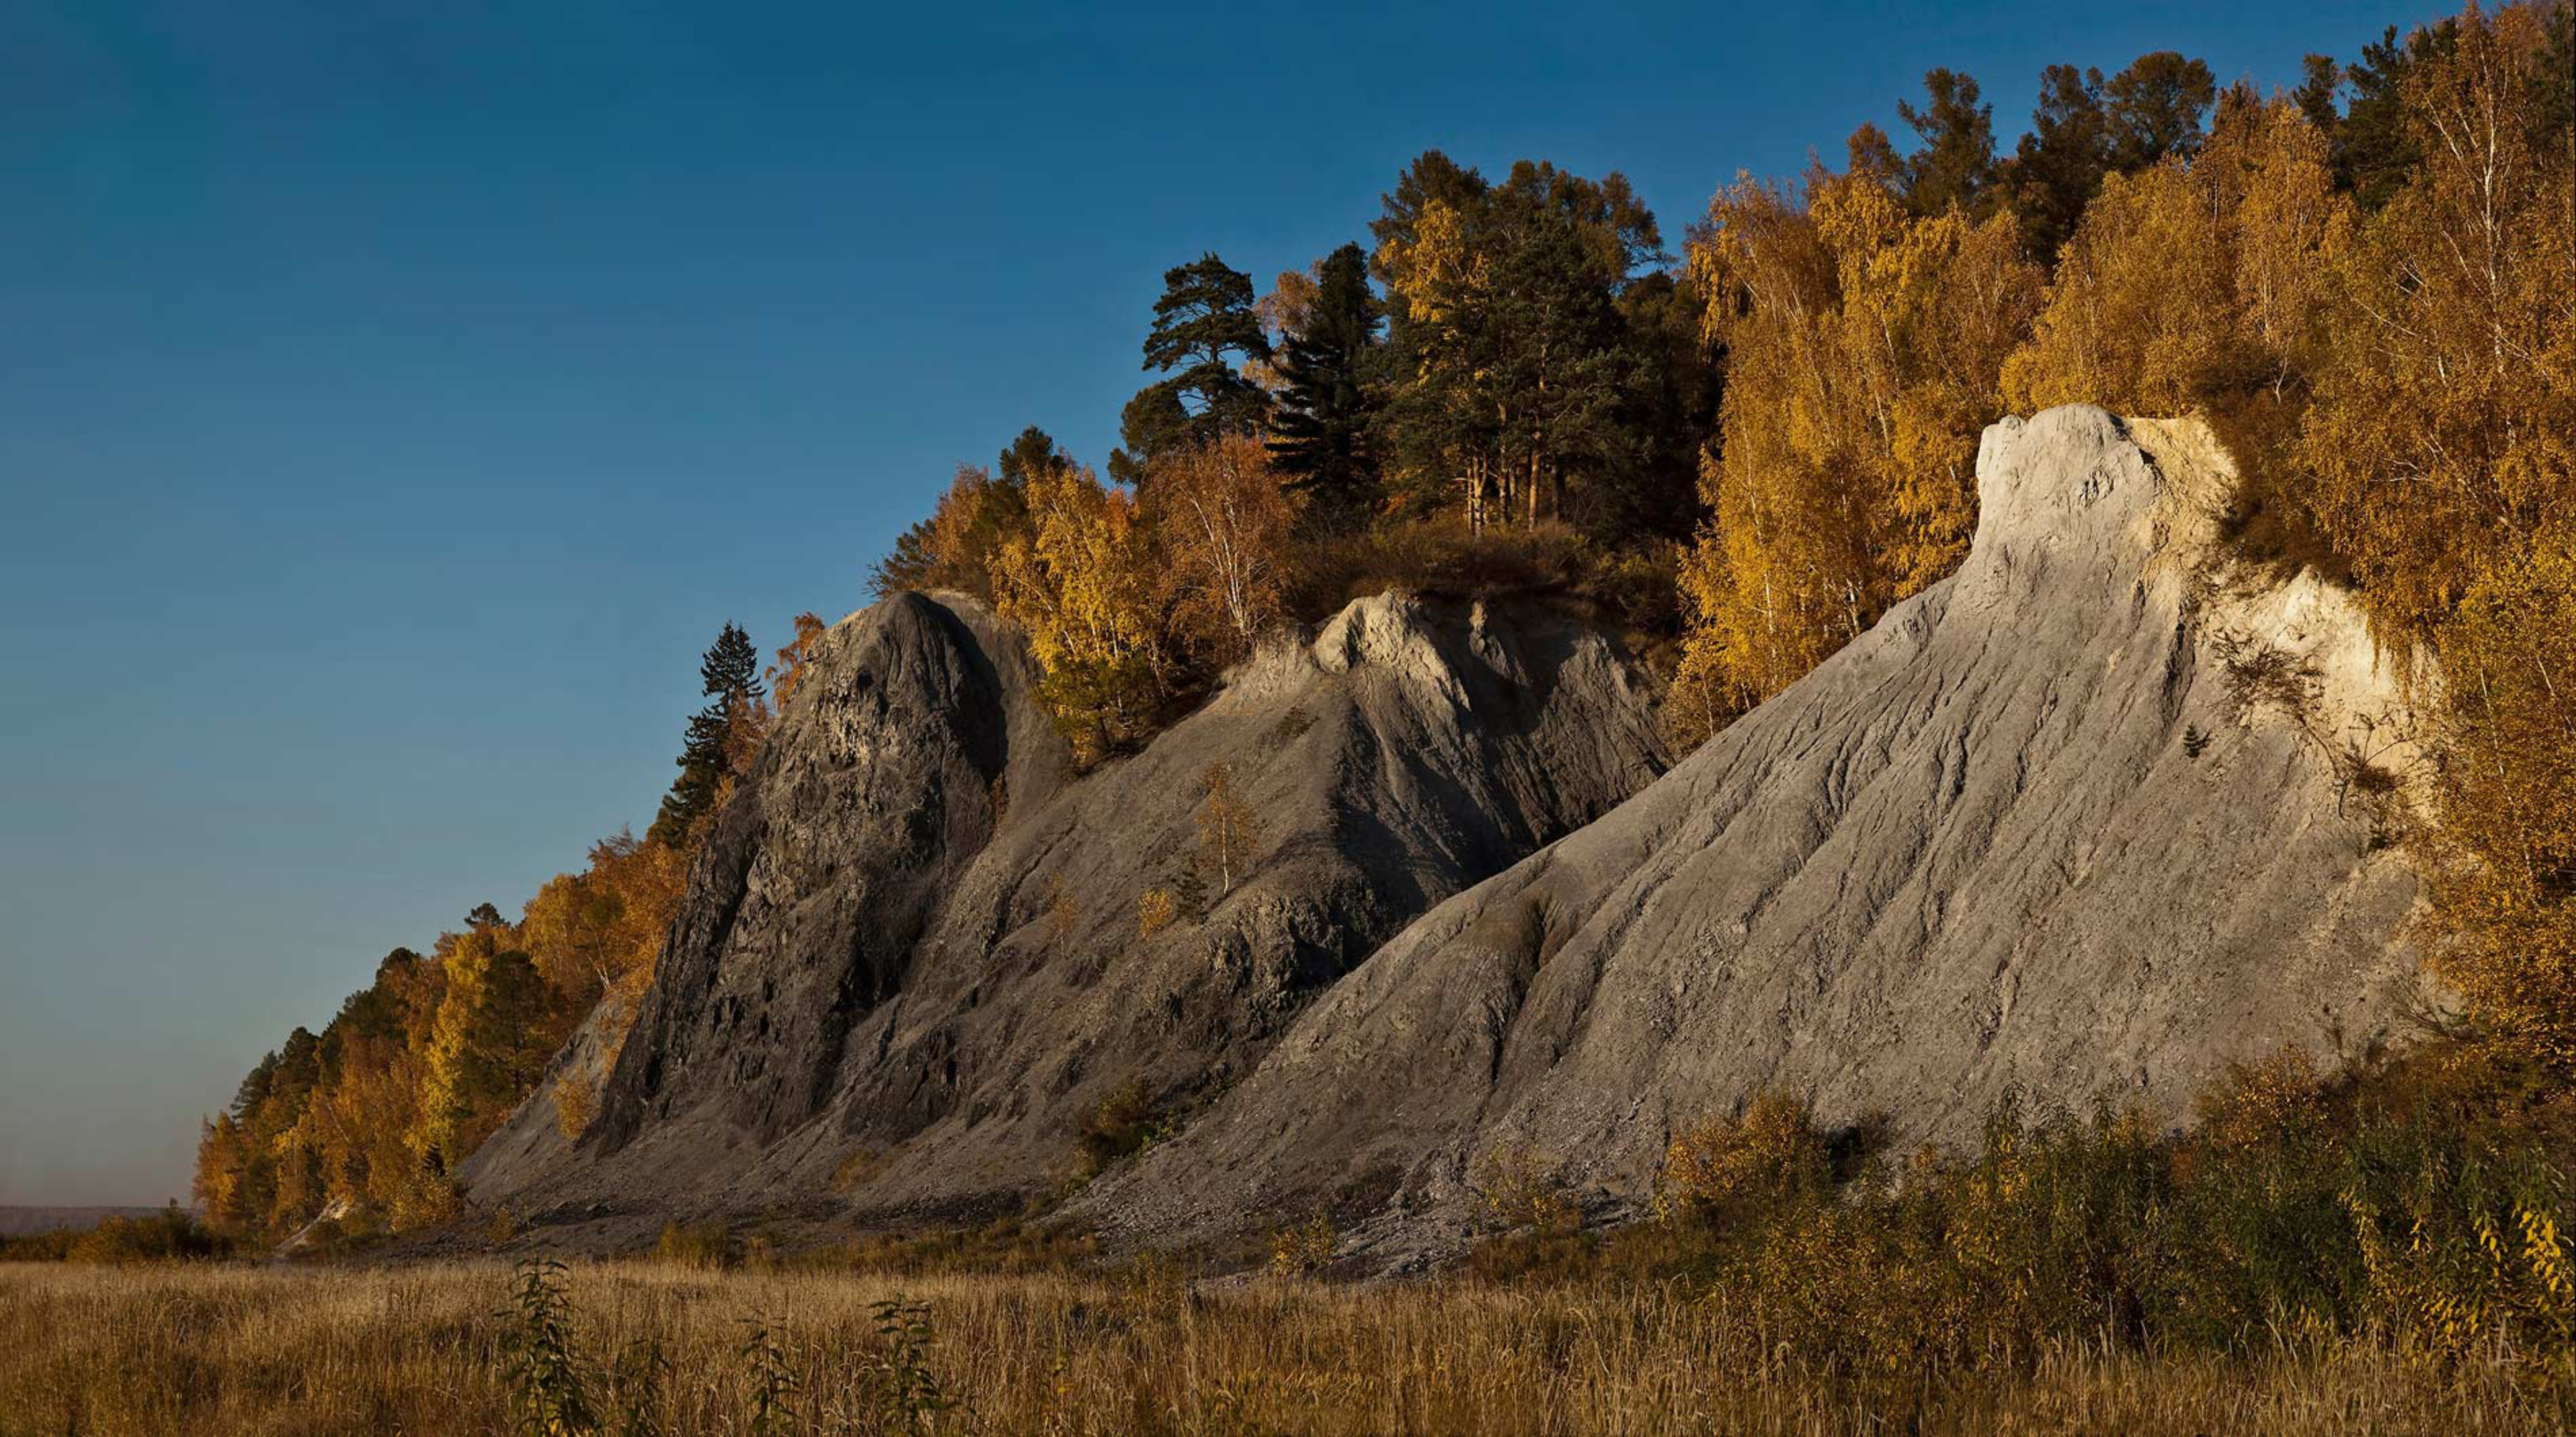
[2101,51,2217,172]
[2002,63,2111,260]
[1895,69,1998,216]
[1110,253,1273,485]
[647,623,764,849]
[1266,242,1384,529]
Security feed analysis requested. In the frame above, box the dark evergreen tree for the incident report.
[232,1051,279,1118]
[2328,21,2461,210]
[1370,154,1668,530]
[1844,122,1905,186]
[1599,268,1721,547]
[1894,69,1998,215]
[996,424,1072,486]
[1110,254,1273,485]
[2540,2,2574,155]
[1111,383,1196,487]
[2101,51,2218,171]
[647,622,764,848]
[1266,242,1385,529]
[2003,63,2111,260]
[2293,52,2346,135]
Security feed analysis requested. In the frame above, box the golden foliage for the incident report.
[1136,887,1177,938]
[1472,1143,1582,1235]
[1267,1216,1338,1277]
[2428,525,2576,1066]
[1194,763,1262,895]
[1653,1090,1831,1227]
[1150,433,1298,662]
[766,611,829,706]
[1671,169,2040,739]
[2290,6,2576,1065]
[2003,161,2238,415]
[991,459,1167,763]
[2193,1047,2327,1151]
[552,1073,598,1142]
[2003,95,2353,421]
[519,829,681,1011]
[2299,3,2576,642]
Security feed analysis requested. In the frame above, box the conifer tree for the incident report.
[2102,51,2218,172]
[1266,242,1384,528]
[1111,254,1274,485]
[2003,63,2111,259]
[647,622,765,849]
[1894,69,1998,215]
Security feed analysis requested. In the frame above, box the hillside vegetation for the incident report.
[185,0,2572,1304]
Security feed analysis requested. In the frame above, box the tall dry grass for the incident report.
[0,1259,2563,1436]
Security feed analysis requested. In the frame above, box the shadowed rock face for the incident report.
[1076,407,2427,1264]
[462,585,1667,1222]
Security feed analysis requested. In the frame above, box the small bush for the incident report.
[1269,1215,1337,1277]
[656,1220,737,1270]
[1654,1090,1831,1229]
[2194,1048,2328,1152]
[1041,878,1079,944]
[1472,1143,1582,1236]
[830,1147,887,1193]
[1073,1080,1163,1177]
[1137,888,1177,938]
[554,1073,599,1142]
[7,1206,235,1265]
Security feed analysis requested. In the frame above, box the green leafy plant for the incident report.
[862,1295,959,1433]
[499,1260,599,1437]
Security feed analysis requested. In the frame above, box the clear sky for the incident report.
[0,0,2441,1206]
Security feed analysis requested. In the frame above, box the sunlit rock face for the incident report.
[1080,407,2425,1266]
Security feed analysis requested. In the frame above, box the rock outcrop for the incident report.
[462,586,1668,1226]
[1077,407,2429,1263]
[474,406,2429,1265]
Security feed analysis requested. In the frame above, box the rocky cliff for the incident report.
[462,585,1668,1229]
[474,406,2429,1263]
[1077,406,2428,1263]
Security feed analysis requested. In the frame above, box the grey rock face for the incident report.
[462,585,1667,1221]
[1077,407,2427,1261]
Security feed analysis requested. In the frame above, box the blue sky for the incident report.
[0,0,2438,1206]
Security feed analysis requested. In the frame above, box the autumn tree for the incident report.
[2299,4,2576,1063]
[411,928,550,1178]
[767,612,828,706]
[1112,254,1274,486]
[991,458,1168,763]
[1195,763,1262,894]
[1152,433,1298,663]
[519,829,679,1018]
[871,426,1069,600]
[1266,242,1386,529]
[1670,162,2041,741]
[647,622,767,848]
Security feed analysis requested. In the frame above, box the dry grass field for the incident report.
[0,1259,2565,1437]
